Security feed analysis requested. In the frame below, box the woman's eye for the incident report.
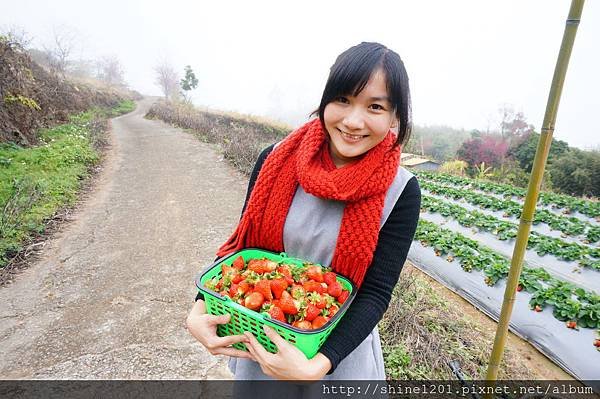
[370,104,385,111]
[336,96,349,104]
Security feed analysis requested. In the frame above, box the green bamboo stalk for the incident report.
[484,0,585,392]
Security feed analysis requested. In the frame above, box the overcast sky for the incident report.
[2,0,598,150]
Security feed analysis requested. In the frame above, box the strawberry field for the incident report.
[409,171,600,380]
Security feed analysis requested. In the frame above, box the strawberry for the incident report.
[311,316,329,329]
[232,256,245,270]
[516,284,523,292]
[337,290,350,304]
[244,292,264,310]
[303,280,325,294]
[270,278,289,299]
[277,265,295,285]
[304,303,320,322]
[534,305,542,312]
[306,265,324,282]
[268,306,286,322]
[291,284,306,300]
[327,304,339,318]
[228,283,239,298]
[221,265,236,278]
[255,279,273,301]
[566,321,577,329]
[323,272,337,286]
[248,259,267,274]
[594,339,600,348]
[232,273,243,284]
[292,320,312,330]
[279,291,298,315]
[237,281,251,296]
[327,281,343,297]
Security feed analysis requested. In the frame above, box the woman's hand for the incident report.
[186,300,255,360]
[244,325,332,381]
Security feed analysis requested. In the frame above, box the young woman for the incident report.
[186,42,421,384]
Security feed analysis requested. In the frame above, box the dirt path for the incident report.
[0,98,570,380]
[0,98,246,378]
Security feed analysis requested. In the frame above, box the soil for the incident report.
[0,97,572,380]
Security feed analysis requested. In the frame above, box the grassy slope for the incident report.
[0,100,136,268]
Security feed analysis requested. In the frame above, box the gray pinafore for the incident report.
[227,159,414,387]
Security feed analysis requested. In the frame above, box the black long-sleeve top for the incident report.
[196,144,421,374]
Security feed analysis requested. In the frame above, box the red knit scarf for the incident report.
[217,118,401,287]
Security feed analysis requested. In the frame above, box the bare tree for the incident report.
[96,55,125,87]
[43,26,77,77]
[154,60,180,100]
[0,24,33,48]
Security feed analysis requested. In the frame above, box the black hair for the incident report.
[312,42,412,147]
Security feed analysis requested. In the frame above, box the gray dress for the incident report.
[227,163,414,391]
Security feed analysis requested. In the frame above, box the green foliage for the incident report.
[549,148,600,197]
[180,65,199,92]
[508,132,569,173]
[0,101,131,268]
[440,160,467,176]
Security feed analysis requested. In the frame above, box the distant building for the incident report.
[401,153,441,171]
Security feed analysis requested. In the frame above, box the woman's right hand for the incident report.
[186,299,255,360]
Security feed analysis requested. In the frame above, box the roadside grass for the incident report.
[380,266,536,380]
[147,100,540,381]
[146,100,290,175]
[0,100,135,270]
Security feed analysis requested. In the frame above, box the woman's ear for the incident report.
[391,117,399,129]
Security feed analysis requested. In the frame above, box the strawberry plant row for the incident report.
[417,171,600,218]
[415,219,600,330]
[421,195,600,270]
[421,180,599,243]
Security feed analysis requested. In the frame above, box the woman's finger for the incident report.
[213,334,249,347]
[244,331,270,363]
[211,346,254,359]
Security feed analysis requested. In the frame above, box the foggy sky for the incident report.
[2,0,599,150]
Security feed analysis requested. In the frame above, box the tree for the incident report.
[508,132,569,173]
[154,60,180,100]
[549,149,600,197]
[0,24,33,48]
[456,135,509,169]
[96,55,125,87]
[43,26,77,77]
[180,65,198,102]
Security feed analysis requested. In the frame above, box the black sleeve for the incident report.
[318,176,421,374]
[195,144,276,302]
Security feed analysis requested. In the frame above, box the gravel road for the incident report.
[0,97,247,379]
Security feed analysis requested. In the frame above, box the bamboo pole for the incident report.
[483,0,584,394]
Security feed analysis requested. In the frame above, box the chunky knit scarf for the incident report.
[217,118,401,287]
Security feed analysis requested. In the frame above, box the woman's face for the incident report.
[323,69,398,168]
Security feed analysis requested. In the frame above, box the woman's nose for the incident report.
[342,108,365,131]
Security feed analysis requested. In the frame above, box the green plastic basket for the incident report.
[195,248,357,359]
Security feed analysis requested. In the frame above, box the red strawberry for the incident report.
[304,303,320,322]
[312,316,329,329]
[255,280,273,301]
[534,305,542,312]
[277,266,295,285]
[237,281,251,296]
[516,284,523,292]
[323,272,337,285]
[327,304,339,318]
[232,256,245,270]
[279,291,298,315]
[228,284,239,298]
[268,306,286,322]
[221,265,236,277]
[232,273,243,284]
[293,320,312,330]
[248,259,267,274]
[327,281,343,297]
[306,265,324,282]
[566,321,577,329]
[594,339,600,348]
[270,278,289,299]
[244,292,264,310]
[303,280,325,294]
[337,290,350,304]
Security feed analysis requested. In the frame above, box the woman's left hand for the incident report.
[244,325,331,381]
